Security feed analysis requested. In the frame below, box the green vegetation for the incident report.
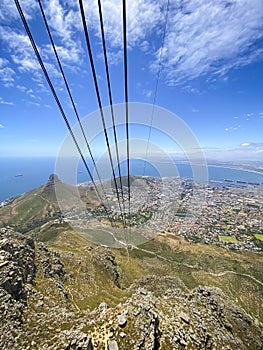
[0,177,100,233]
[255,234,263,241]
[219,235,238,243]
[32,225,262,324]
[1,176,262,328]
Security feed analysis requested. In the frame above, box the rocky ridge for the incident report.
[0,228,262,349]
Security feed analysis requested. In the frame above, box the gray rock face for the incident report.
[91,283,263,350]
[117,314,127,327]
[37,242,65,281]
[0,228,35,301]
[108,339,119,350]
[92,248,120,287]
[0,228,70,350]
[43,174,61,194]
[62,331,93,350]
[0,228,35,349]
[0,228,262,350]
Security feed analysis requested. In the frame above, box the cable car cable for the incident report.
[143,0,170,176]
[37,0,116,225]
[122,0,132,242]
[78,0,127,234]
[97,0,126,215]
[15,0,119,234]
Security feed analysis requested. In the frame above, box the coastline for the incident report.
[1,162,263,204]
[206,163,263,176]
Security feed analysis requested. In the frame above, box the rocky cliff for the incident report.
[0,228,262,349]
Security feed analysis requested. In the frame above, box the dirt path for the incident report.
[134,246,263,287]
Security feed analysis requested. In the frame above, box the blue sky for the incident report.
[0,0,263,161]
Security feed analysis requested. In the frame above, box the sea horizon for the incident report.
[1,156,263,203]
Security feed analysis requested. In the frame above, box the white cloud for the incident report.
[0,58,9,68]
[160,0,263,84]
[12,55,39,73]
[241,142,263,148]
[26,101,41,107]
[0,27,31,52]
[0,97,14,105]
[142,89,153,98]
[0,0,38,23]
[225,124,241,132]
[0,66,15,87]
[0,57,15,87]
[204,147,263,161]
[41,43,83,67]
[0,26,41,77]
[41,0,84,68]
[1,0,263,89]
[16,84,27,92]
[43,0,80,41]
[83,0,164,53]
[42,0,262,88]
[0,2,83,81]
[0,27,61,87]
[0,124,4,128]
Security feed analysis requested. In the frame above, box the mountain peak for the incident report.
[47,174,61,185]
[43,174,61,193]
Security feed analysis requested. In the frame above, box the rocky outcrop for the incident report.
[157,285,263,349]
[92,248,120,287]
[0,228,69,349]
[37,242,65,281]
[0,228,35,301]
[43,173,61,194]
[0,228,35,349]
[88,282,262,349]
[130,275,188,295]
[60,331,93,350]
[0,228,262,350]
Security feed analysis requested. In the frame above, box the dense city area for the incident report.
[77,176,263,251]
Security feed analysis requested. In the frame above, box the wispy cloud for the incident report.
[83,0,163,49]
[24,100,41,107]
[225,125,241,132]
[0,0,37,22]
[161,0,263,85]
[1,0,263,90]
[240,142,263,157]
[241,141,263,149]
[0,124,4,128]
[0,97,14,105]
[204,145,263,161]
[142,89,153,98]
[0,26,42,80]
[42,44,82,66]
[41,0,83,68]
[0,57,15,87]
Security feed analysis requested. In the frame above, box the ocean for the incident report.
[1,157,263,202]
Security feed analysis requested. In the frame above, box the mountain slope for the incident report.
[0,228,262,350]
[0,174,100,233]
[0,177,263,349]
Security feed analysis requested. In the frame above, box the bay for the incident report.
[1,157,263,203]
